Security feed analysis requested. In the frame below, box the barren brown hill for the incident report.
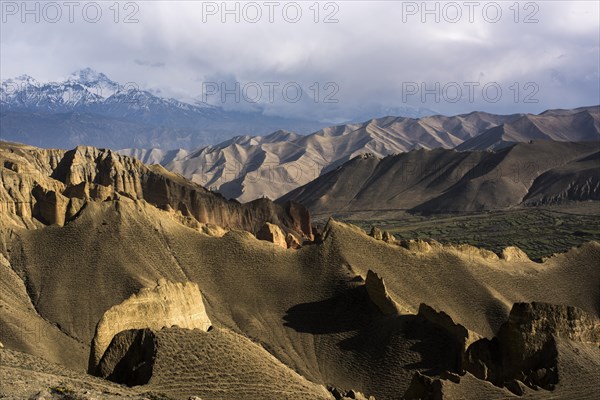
[457,106,600,151]
[1,143,599,399]
[523,150,600,205]
[121,106,598,203]
[278,141,600,215]
[2,201,599,398]
[121,110,522,202]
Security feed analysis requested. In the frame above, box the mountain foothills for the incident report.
[120,105,599,202]
[278,141,600,216]
[0,68,328,149]
[1,140,600,399]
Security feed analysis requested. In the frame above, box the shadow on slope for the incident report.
[284,285,461,377]
[283,286,373,334]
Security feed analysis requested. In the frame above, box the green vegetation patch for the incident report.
[344,206,600,261]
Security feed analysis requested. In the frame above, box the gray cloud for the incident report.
[1,1,598,121]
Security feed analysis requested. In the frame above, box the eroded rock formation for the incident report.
[364,270,402,315]
[96,327,333,398]
[399,239,437,253]
[283,201,313,241]
[97,328,157,386]
[88,279,212,374]
[369,227,396,243]
[0,142,312,239]
[369,227,383,241]
[404,371,444,400]
[256,222,288,249]
[286,232,302,249]
[500,246,530,262]
[382,231,396,243]
[464,302,600,394]
[418,303,482,371]
[31,185,70,226]
[328,386,376,400]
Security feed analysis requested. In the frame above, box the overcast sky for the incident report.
[1,0,599,122]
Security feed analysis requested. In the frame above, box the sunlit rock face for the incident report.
[0,142,313,239]
[88,279,212,374]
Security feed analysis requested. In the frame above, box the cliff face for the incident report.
[465,302,600,394]
[1,144,65,228]
[96,328,157,386]
[0,142,312,238]
[89,279,212,374]
[418,303,482,370]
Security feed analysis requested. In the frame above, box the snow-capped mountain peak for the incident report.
[0,69,213,112]
[1,69,328,150]
[2,74,39,88]
[14,74,38,84]
[66,68,120,99]
[68,67,112,84]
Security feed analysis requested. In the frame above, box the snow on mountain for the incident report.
[4,74,39,86]
[1,79,104,111]
[0,68,329,149]
[1,68,214,114]
[66,67,120,99]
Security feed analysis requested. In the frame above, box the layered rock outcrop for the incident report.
[88,279,212,374]
[31,185,70,226]
[1,142,312,239]
[418,304,482,371]
[464,302,600,394]
[256,222,288,249]
[1,144,65,228]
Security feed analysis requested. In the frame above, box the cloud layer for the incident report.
[1,1,598,121]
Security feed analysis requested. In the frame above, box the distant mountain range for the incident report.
[120,106,599,202]
[278,141,600,215]
[457,106,600,151]
[2,72,598,204]
[0,68,330,149]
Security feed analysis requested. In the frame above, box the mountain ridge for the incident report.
[0,68,328,149]
[0,140,313,240]
[277,140,600,215]
[122,106,599,203]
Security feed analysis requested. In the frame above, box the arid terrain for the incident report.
[1,137,599,399]
[2,0,599,396]
[278,140,600,215]
[121,106,600,203]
